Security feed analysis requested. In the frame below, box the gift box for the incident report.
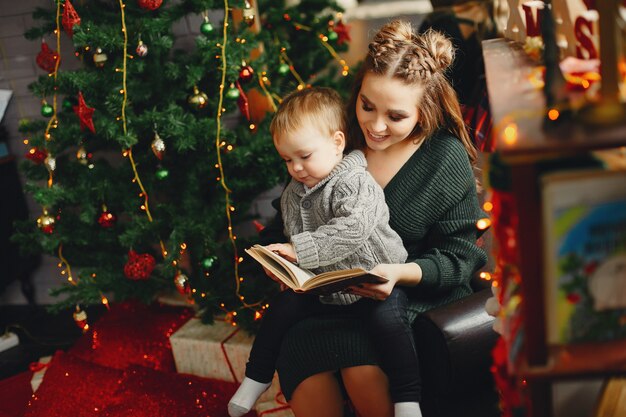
[169,317,288,409]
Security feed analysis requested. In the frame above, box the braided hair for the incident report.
[346,20,478,166]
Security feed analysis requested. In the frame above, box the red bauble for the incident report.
[137,0,163,10]
[25,147,48,164]
[98,209,117,228]
[124,250,156,280]
[36,41,60,73]
[62,0,81,37]
[238,65,254,84]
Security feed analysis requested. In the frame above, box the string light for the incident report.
[287,19,350,76]
[279,48,305,87]
[118,0,167,259]
[58,244,76,285]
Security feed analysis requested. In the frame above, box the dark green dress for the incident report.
[260,131,488,400]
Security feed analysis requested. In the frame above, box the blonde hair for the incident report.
[270,87,346,143]
[346,20,478,165]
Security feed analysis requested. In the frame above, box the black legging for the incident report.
[246,287,422,403]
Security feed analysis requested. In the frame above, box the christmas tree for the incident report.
[13,0,353,331]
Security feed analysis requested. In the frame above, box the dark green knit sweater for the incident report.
[261,131,488,400]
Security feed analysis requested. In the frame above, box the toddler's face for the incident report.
[274,123,344,188]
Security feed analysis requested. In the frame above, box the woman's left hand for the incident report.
[347,264,401,301]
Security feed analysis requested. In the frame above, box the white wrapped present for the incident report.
[169,317,282,404]
[255,397,295,417]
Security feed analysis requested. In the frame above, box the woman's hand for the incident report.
[265,243,297,263]
[261,266,288,291]
[347,263,422,301]
[347,264,401,301]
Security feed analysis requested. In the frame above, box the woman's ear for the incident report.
[333,130,346,154]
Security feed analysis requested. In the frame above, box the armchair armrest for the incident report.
[412,288,498,396]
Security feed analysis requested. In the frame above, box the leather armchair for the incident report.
[413,285,500,417]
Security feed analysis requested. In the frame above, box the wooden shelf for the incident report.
[483,37,626,417]
[483,38,626,163]
[519,339,626,380]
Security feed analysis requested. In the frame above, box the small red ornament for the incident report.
[98,206,117,228]
[26,147,48,164]
[36,41,60,73]
[235,81,250,120]
[136,40,149,57]
[566,293,582,304]
[253,220,265,233]
[333,20,351,45]
[124,250,156,280]
[238,64,254,84]
[73,307,89,332]
[73,91,96,133]
[174,272,191,296]
[138,0,163,10]
[62,0,81,38]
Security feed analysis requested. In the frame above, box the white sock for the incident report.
[228,377,271,417]
[394,402,422,417]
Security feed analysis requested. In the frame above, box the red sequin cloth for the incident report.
[69,301,193,371]
[24,350,124,417]
[104,366,240,417]
[0,370,33,416]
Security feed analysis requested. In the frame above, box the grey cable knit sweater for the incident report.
[259,131,488,400]
[280,150,408,304]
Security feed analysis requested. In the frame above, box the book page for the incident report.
[248,245,315,289]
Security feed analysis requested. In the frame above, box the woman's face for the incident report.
[356,73,423,152]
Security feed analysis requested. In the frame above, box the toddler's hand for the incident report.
[265,243,297,263]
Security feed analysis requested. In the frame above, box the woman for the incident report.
[257,19,487,417]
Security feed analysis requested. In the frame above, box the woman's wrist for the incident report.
[394,262,422,287]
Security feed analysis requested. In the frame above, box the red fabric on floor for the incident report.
[104,365,243,417]
[69,300,193,372]
[0,370,33,417]
[23,351,124,417]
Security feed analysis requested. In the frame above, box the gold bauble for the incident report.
[37,209,56,234]
[243,0,255,26]
[188,86,208,109]
[151,132,166,160]
[93,47,108,68]
[44,155,56,172]
[76,146,88,165]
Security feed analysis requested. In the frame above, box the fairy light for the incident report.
[279,48,305,87]
[58,244,76,285]
[118,0,167,259]
[547,108,559,121]
[287,20,350,76]
[476,218,492,230]
[480,271,493,281]
[256,71,278,112]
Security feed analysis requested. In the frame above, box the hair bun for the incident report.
[418,29,454,72]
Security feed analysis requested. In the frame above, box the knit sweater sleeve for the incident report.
[291,172,387,270]
[411,139,487,294]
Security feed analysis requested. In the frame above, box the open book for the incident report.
[245,244,388,295]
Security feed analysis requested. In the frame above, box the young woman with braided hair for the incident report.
[252,20,487,417]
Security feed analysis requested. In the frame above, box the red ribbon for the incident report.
[29,362,49,372]
[219,326,241,383]
[258,391,291,416]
